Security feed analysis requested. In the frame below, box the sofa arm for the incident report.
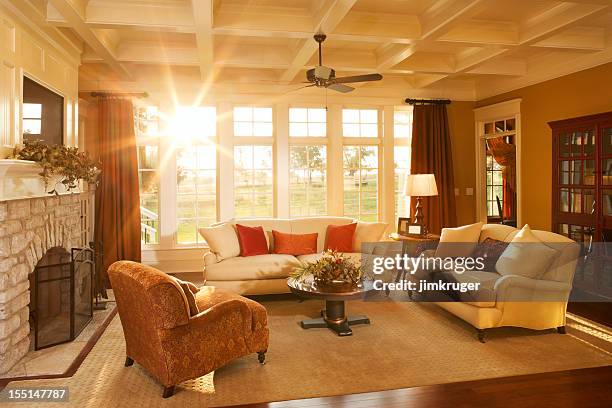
[203,251,219,267]
[494,274,572,302]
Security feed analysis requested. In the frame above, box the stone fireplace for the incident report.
[0,189,94,373]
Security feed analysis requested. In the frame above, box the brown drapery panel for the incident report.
[410,104,457,234]
[94,97,141,296]
[486,137,516,220]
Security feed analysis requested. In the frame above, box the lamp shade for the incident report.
[403,174,438,197]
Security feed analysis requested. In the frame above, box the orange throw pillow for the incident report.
[272,230,318,256]
[236,224,269,256]
[325,223,357,252]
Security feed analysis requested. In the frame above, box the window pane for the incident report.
[234,107,272,137]
[23,103,42,118]
[343,146,378,221]
[234,145,273,217]
[177,145,217,245]
[290,107,326,137]
[23,119,41,135]
[394,146,411,224]
[343,108,378,137]
[289,145,327,217]
[137,144,160,245]
[173,106,216,141]
[289,108,307,122]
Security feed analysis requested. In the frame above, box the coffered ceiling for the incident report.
[7,0,612,100]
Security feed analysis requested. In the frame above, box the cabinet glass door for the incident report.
[558,129,596,214]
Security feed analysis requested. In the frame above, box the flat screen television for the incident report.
[22,76,64,146]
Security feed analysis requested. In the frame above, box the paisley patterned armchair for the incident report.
[108,261,269,398]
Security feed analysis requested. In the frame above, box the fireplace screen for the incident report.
[29,246,94,350]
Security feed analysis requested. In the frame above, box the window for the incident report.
[289,108,326,137]
[22,103,42,135]
[343,146,378,221]
[234,107,273,137]
[342,109,377,137]
[138,145,159,245]
[135,105,161,245]
[234,145,273,217]
[394,110,412,224]
[177,145,217,244]
[486,149,504,218]
[172,106,216,140]
[290,146,327,216]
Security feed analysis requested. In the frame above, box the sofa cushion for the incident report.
[472,238,509,271]
[291,217,354,252]
[225,218,293,251]
[353,221,388,252]
[325,223,357,252]
[236,224,269,256]
[205,254,300,281]
[198,224,240,260]
[272,230,318,255]
[435,222,483,258]
[495,225,558,279]
[297,252,363,266]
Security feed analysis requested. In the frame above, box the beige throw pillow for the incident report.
[198,224,240,260]
[353,222,388,252]
[435,222,483,258]
[495,224,558,279]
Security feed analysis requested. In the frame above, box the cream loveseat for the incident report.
[202,217,388,295]
[424,224,580,341]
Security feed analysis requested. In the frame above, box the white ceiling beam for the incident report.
[530,26,606,51]
[376,0,487,71]
[279,0,358,83]
[191,0,214,81]
[47,0,131,78]
[466,59,527,76]
[519,1,609,44]
[414,1,611,89]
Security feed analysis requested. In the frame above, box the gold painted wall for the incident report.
[448,101,477,226]
[476,62,612,231]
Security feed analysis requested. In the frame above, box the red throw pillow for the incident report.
[325,223,357,252]
[236,224,269,256]
[272,230,318,256]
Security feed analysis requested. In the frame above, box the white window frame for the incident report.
[288,106,328,217]
[392,106,413,226]
[341,107,382,221]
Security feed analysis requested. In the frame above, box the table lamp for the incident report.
[403,174,438,235]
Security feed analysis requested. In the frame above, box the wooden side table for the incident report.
[388,233,441,295]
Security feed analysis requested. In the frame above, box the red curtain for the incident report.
[486,137,516,220]
[94,97,141,296]
[410,104,457,234]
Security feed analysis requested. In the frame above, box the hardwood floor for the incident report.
[232,366,612,408]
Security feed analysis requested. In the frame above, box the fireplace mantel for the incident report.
[0,159,75,201]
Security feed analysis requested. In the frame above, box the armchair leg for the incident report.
[124,357,134,367]
[162,386,175,398]
[257,351,266,364]
[477,329,486,343]
[557,326,566,334]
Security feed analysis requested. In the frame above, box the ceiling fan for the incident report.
[304,34,383,93]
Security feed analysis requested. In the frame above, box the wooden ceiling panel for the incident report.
[19,0,609,99]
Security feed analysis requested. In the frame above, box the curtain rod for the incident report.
[90,91,149,98]
[405,98,451,105]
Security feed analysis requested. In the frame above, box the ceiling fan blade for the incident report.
[333,73,383,84]
[327,83,354,93]
[285,84,316,94]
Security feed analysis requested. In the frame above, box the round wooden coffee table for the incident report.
[287,277,373,336]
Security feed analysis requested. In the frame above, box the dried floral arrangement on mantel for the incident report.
[10,140,100,195]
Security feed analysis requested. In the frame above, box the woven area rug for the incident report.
[3,300,611,407]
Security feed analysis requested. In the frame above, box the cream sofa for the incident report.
[203,217,388,295]
[424,224,580,341]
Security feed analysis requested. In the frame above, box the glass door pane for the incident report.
[603,127,612,155]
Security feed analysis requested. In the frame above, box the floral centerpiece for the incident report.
[290,250,365,286]
[11,140,100,195]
